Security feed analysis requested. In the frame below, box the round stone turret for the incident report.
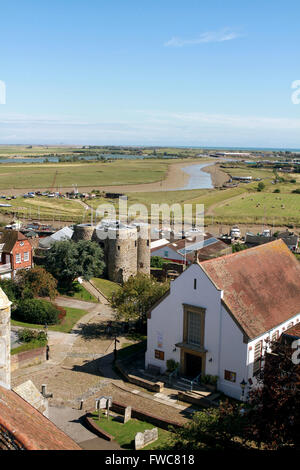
[72,224,95,242]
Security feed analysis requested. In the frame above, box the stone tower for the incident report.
[135,223,151,275]
[105,225,138,284]
[0,288,12,389]
[72,224,95,242]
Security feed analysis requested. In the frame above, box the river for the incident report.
[179,163,214,190]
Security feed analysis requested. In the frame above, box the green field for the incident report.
[213,192,300,225]
[0,195,89,222]
[0,160,169,189]
[0,157,298,228]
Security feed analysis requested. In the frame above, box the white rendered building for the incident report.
[146,240,300,400]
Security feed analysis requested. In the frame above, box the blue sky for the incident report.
[0,0,300,147]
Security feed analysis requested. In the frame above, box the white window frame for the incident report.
[15,253,21,264]
[23,252,30,262]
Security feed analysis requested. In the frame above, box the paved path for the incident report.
[11,296,192,446]
[82,280,109,305]
[48,406,122,450]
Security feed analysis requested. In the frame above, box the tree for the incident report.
[257,182,265,192]
[246,338,300,450]
[111,273,169,326]
[150,256,164,268]
[0,278,21,303]
[165,401,248,451]
[16,266,58,300]
[44,240,105,289]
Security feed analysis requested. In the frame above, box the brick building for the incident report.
[0,230,33,280]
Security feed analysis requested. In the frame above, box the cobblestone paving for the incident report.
[11,299,190,425]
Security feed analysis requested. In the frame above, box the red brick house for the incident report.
[0,230,33,279]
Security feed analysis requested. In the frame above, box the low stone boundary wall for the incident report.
[84,415,114,441]
[115,360,164,393]
[11,347,46,372]
[111,401,182,431]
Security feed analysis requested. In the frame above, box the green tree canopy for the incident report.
[0,278,21,303]
[246,338,300,450]
[165,401,248,451]
[16,266,58,300]
[44,240,105,288]
[111,273,169,324]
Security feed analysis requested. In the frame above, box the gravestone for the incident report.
[95,396,113,419]
[135,428,158,450]
[124,406,132,424]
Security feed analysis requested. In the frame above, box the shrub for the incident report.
[151,256,164,269]
[257,182,265,192]
[201,374,219,386]
[166,359,179,372]
[14,299,60,325]
[56,305,67,323]
[17,328,47,344]
[273,188,280,193]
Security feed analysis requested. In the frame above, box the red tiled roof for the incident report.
[0,386,81,450]
[200,240,300,340]
[283,322,300,339]
[0,230,27,253]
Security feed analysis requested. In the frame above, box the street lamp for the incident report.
[113,335,120,362]
[240,379,247,399]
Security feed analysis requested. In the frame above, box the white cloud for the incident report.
[0,110,300,147]
[164,29,241,47]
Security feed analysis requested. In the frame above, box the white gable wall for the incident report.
[218,305,248,399]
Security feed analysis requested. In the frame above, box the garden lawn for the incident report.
[11,338,47,355]
[91,278,121,299]
[92,414,171,450]
[11,305,87,333]
[59,281,97,303]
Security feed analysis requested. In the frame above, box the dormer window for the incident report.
[20,241,24,246]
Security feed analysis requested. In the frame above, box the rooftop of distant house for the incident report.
[282,322,300,339]
[0,230,28,253]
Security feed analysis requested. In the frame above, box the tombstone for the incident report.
[96,396,113,419]
[135,427,158,450]
[123,406,132,424]
[135,432,144,450]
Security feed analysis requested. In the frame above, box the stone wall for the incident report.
[11,347,46,372]
[0,302,11,389]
